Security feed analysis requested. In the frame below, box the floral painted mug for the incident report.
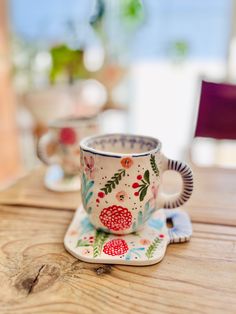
[38,116,99,176]
[80,133,193,235]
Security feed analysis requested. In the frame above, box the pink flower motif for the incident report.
[69,230,78,236]
[140,239,151,245]
[150,184,159,208]
[59,128,77,145]
[152,184,158,199]
[82,248,92,255]
[84,156,95,179]
[103,239,129,256]
[115,191,127,202]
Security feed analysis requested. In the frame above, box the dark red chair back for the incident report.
[195,81,236,140]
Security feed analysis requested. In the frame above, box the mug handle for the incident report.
[159,155,193,209]
[37,132,59,165]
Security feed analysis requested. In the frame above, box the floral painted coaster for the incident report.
[64,206,192,266]
[44,165,81,192]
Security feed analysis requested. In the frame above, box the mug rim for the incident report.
[80,133,162,157]
[50,114,98,129]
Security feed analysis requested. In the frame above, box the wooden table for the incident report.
[0,165,236,314]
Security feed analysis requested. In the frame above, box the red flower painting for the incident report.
[99,205,132,231]
[59,128,77,145]
[103,239,129,256]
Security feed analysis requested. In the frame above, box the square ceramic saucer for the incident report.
[64,206,192,266]
[44,165,81,192]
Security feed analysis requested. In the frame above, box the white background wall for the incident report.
[129,60,226,160]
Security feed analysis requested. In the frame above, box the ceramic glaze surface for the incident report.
[64,206,192,266]
[38,116,99,176]
[80,134,194,235]
[80,134,162,234]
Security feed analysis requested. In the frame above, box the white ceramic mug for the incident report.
[38,116,99,176]
[80,134,193,235]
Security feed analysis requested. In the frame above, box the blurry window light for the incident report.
[34,51,51,71]
[84,46,104,72]
[12,50,29,68]
[192,137,236,168]
[80,79,107,108]
[227,37,236,82]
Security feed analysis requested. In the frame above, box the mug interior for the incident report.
[81,134,161,156]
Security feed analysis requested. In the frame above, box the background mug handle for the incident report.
[158,155,193,209]
[37,132,59,165]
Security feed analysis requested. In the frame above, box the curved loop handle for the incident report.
[160,155,193,209]
[37,132,59,165]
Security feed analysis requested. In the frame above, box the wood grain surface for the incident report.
[0,205,236,314]
[0,167,80,210]
[0,165,236,313]
[1,165,235,225]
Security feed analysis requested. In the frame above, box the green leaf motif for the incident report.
[150,155,159,177]
[144,170,150,184]
[76,239,90,247]
[82,173,94,212]
[137,170,150,202]
[93,230,109,258]
[86,180,94,193]
[100,168,126,195]
[145,237,162,259]
[85,191,93,205]
[80,217,94,235]
[132,221,137,231]
[143,199,155,223]
[87,207,92,214]
[138,211,143,226]
[139,186,148,201]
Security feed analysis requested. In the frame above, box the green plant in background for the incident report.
[11,1,145,91]
[169,40,190,63]
[49,44,90,84]
[90,0,144,28]
[121,0,144,29]
[11,36,42,91]
[90,0,144,60]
